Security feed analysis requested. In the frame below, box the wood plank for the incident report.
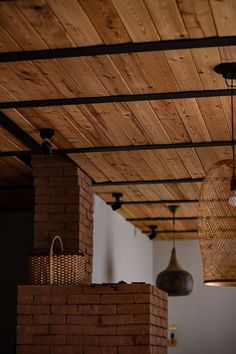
[177,0,217,38]
[16,0,74,48]
[0,1,47,50]
[164,49,203,91]
[145,0,188,39]
[48,0,102,46]
[111,0,159,41]
[79,0,130,43]
[210,0,236,36]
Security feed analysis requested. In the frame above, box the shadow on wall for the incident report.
[0,211,34,354]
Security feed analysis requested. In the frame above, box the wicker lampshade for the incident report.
[199,159,236,286]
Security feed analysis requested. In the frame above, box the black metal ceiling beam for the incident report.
[127,216,197,221]
[107,199,198,205]
[0,111,41,166]
[143,229,198,234]
[93,177,203,187]
[1,88,235,109]
[0,140,234,158]
[0,36,235,63]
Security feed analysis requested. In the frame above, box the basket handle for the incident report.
[49,235,64,285]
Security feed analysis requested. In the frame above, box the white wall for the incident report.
[154,240,236,354]
[93,195,153,284]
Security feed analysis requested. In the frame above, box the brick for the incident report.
[82,325,116,336]
[32,335,65,345]
[50,325,82,335]
[51,305,81,314]
[17,325,49,335]
[31,156,47,167]
[134,314,151,324]
[118,284,152,293]
[101,294,134,304]
[35,195,50,203]
[49,286,83,295]
[82,305,116,315]
[35,204,65,213]
[84,348,117,354]
[34,294,66,304]
[67,335,100,345]
[101,314,133,325]
[136,335,150,345]
[67,295,100,304]
[17,305,50,315]
[117,324,149,335]
[34,213,49,222]
[33,177,49,186]
[33,167,64,176]
[117,304,150,314]
[49,176,79,186]
[46,155,74,166]
[100,335,134,346]
[33,315,66,325]
[18,294,34,305]
[17,334,32,344]
[17,315,32,325]
[18,285,50,295]
[135,294,151,303]
[67,315,99,325]
[119,346,150,354]
[16,345,49,354]
[50,346,82,354]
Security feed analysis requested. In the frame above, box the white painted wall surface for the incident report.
[154,239,236,354]
[92,195,153,284]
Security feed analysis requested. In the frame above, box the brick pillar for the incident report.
[32,155,93,284]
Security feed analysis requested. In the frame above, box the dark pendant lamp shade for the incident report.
[156,205,193,296]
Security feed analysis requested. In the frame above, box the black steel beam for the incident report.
[127,216,197,221]
[143,229,198,234]
[0,36,235,63]
[107,199,198,205]
[0,140,234,159]
[92,177,203,187]
[1,88,235,109]
[0,111,41,166]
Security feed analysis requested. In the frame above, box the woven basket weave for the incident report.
[28,235,85,285]
[199,159,236,286]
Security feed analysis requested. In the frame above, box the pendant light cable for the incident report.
[173,208,176,248]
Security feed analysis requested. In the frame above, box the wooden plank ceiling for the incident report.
[0,0,236,239]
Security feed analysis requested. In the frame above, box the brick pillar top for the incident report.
[32,155,93,284]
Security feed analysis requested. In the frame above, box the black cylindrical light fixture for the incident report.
[156,205,193,296]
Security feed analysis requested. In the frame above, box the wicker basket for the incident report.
[28,235,85,285]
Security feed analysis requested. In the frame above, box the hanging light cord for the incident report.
[173,209,176,248]
[225,77,236,160]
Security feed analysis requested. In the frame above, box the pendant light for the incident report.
[156,205,193,296]
[199,62,236,286]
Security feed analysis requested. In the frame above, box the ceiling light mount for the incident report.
[111,192,123,211]
[148,225,158,240]
[214,62,236,80]
[39,128,55,155]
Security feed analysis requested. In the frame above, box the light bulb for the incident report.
[229,189,236,207]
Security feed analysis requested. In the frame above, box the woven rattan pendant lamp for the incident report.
[156,206,193,296]
[199,63,236,286]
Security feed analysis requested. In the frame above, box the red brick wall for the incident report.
[32,155,93,284]
[17,283,167,354]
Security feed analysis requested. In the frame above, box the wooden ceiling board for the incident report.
[0,0,235,238]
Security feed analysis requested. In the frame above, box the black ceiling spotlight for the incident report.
[111,192,123,211]
[148,225,158,240]
[39,128,55,155]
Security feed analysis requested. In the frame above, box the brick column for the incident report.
[32,155,93,284]
[17,283,168,354]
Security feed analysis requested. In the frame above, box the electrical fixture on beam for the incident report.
[111,192,123,211]
[39,128,55,155]
[148,225,158,240]
[199,62,236,286]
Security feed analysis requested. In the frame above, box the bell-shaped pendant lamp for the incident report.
[199,63,236,286]
[156,205,193,296]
